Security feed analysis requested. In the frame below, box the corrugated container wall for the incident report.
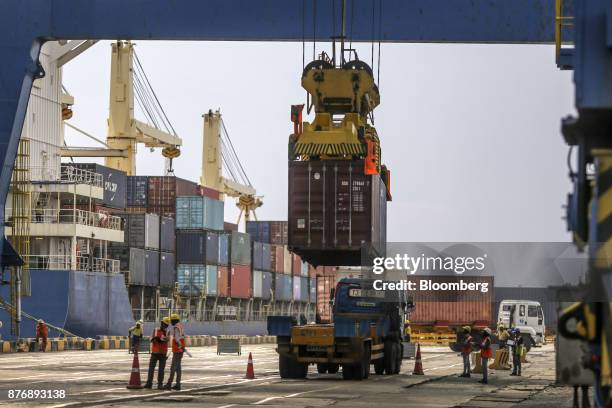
[177,264,205,296]
[409,276,494,327]
[275,274,292,301]
[283,246,292,274]
[205,232,220,264]
[300,277,309,302]
[68,163,127,209]
[176,231,206,263]
[288,160,387,266]
[148,176,199,217]
[127,176,148,206]
[129,248,159,286]
[159,252,176,286]
[176,196,203,229]
[160,217,175,252]
[316,275,335,323]
[292,253,302,276]
[271,245,284,273]
[204,197,224,230]
[253,270,264,298]
[109,246,130,271]
[293,276,301,301]
[230,264,252,298]
[205,265,218,296]
[262,244,272,271]
[270,221,288,245]
[230,232,251,265]
[114,213,159,250]
[261,271,272,300]
[217,266,230,297]
[224,222,238,232]
[246,221,270,243]
[309,279,316,303]
[252,242,263,270]
[218,233,229,265]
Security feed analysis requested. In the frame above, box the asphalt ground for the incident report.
[0,343,575,407]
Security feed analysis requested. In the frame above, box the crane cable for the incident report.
[220,119,253,187]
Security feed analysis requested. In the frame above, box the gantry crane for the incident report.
[1,0,610,404]
[62,41,182,175]
[201,110,261,225]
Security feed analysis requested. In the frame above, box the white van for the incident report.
[497,300,545,349]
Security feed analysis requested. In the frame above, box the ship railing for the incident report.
[31,208,123,230]
[60,165,104,188]
[25,255,72,270]
[25,255,120,273]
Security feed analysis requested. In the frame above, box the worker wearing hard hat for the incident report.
[144,317,170,389]
[510,328,525,376]
[459,326,473,378]
[164,313,186,391]
[497,323,509,349]
[404,319,412,343]
[479,328,493,384]
[36,320,48,352]
[128,320,144,354]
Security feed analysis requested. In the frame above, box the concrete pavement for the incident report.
[0,343,575,407]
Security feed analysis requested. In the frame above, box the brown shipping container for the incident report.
[229,264,252,299]
[288,160,387,266]
[270,221,288,245]
[126,206,147,214]
[224,222,238,232]
[408,276,494,327]
[271,245,284,273]
[217,265,230,297]
[199,185,221,200]
[292,253,302,276]
[148,176,199,208]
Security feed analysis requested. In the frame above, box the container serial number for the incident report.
[8,389,66,399]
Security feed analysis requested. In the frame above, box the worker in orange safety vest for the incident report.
[479,328,493,384]
[35,320,48,352]
[144,317,170,389]
[164,313,186,391]
[459,326,473,378]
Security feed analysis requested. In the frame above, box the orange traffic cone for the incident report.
[245,352,255,379]
[412,343,424,375]
[126,350,144,389]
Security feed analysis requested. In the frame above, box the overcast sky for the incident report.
[62,41,575,242]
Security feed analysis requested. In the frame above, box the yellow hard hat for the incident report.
[38,319,44,324]
[498,323,505,329]
[405,319,410,324]
[162,317,171,325]
[170,313,180,321]
[462,326,471,332]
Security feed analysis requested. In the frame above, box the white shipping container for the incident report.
[283,245,292,274]
[252,270,263,298]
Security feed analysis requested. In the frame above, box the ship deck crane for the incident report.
[62,41,182,176]
[201,110,261,225]
[1,0,610,403]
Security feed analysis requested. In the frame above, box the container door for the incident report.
[288,161,327,249]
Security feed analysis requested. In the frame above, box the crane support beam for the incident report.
[222,177,256,198]
[60,148,129,158]
[134,120,182,147]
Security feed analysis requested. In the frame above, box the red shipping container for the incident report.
[270,245,284,273]
[198,185,220,200]
[224,222,238,232]
[217,265,230,297]
[292,253,302,276]
[229,264,252,299]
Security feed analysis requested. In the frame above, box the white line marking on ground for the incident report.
[251,385,340,405]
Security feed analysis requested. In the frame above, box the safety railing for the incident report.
[555,0,574,69]
[25,255,120,273]
[30,208,122,230]
[60,165,103,188]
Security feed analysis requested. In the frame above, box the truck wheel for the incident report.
[342,364,355,380]
[327,364,339,374]
[279,354,292,378]
[317,364,328,374]
[293,362,308,379]
[384,341,396,375]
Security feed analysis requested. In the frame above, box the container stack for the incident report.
[252,241,273,300]
[229,231,252,299]
[175,194,226,297]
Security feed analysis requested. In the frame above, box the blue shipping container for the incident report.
[176,231,206,263]
[246,221,270,243]
[176,196,204,229]
[262,243,272,271]
[309,278,316,303]
[205,232,220,264]
[218,233,229,265]
[204,197,224,230]
[275,274,292,301]
[127,176,148,206]
[300,276,309,302]
[177,264,206,296]
[205,265,218,296]
[293,276,301,301]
